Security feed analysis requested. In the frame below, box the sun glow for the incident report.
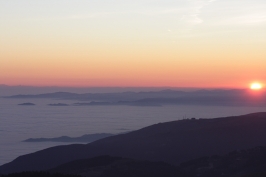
[250,83,263,90]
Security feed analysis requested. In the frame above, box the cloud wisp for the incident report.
[23,0,218,25]
[219,13,266,26]
[181,0,217,24]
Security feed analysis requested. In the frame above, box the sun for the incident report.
[250,83,263,90]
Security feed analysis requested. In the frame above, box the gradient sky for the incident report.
[0,0,265,88]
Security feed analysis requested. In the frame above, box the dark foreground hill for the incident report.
[1,112,266,174]
[48,147,266,177]
[0,171,81,177]
[3,148,266,177]
[181,146,266,177]
[49,155,186,177]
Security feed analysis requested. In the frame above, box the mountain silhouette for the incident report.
[49,155,185,177]
[5,89,266,106]
[4,147,266,177]
[1,112,266,174]
[23,133,114,143]
[18,103,35,106]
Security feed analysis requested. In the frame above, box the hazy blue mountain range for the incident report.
[48,103,69,106]
[23,133,114,143]
[18,103,35,106]
[0,85,180,96]
[4,89,266,106]
[1,112,266,174]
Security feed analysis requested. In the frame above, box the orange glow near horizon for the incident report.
[1,1,266,88]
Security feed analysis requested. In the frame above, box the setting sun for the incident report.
[250,83,263,90]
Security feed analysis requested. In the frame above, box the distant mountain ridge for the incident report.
[18,103,35,106]
[23,133,114,143]
[4,89,266,106]
[0,85,193,96]
[1,112,266,174]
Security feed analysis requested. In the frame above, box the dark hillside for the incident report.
[50,155,186,177]
[0,171,80,177]
[1,112,266,173]
[180,146,266,177]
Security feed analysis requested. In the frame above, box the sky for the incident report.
[0,0,266,88]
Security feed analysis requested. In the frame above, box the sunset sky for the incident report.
[0,0,265,88]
